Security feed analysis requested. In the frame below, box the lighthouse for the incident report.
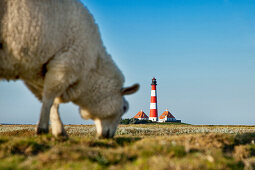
[149,77,158,121]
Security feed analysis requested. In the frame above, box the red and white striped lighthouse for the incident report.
[149,77,158,121]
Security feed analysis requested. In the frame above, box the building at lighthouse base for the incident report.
[132,109,181,123]
[133,110,149,120]
[158,109,181,123]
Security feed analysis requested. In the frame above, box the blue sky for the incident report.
[0,0,255,125]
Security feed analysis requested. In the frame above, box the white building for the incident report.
[158,109,177,122]
[133,110,149,120]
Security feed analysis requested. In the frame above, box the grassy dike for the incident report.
[1,124,255,169]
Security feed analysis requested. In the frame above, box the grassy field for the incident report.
[1,124,255,169]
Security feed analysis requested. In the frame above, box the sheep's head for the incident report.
[79,84,139,138]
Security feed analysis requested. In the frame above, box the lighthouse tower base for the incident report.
[149,117,158,122]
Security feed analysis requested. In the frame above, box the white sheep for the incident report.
[0,0,139,138]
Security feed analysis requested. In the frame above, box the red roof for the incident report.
[159,110,175,119]
[134,110,149,119]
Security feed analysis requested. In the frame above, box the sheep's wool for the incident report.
[0,0,132,138]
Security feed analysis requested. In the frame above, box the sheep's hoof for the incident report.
[97,129,114,139]
[52,127,68,137]
[54,133,69,141]
[36,127,49,135]
[54,131,68,139]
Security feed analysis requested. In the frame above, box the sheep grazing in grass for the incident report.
[0,0,139,138]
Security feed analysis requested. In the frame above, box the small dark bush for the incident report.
[120,118,153,124]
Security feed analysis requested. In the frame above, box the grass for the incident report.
[1,124,255,169]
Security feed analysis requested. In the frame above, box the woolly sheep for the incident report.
[0,0,139,138]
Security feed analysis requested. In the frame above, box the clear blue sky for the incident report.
[0,0,255,125]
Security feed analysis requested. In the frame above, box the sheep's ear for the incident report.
[121,84,140,95]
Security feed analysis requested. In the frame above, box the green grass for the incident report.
[1,125,255,169]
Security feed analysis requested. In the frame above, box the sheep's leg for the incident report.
[50,99,67,137]
[37,97,54,134]
[37,78,63,135]
[36,51,78,135]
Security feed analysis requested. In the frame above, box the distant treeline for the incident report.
[120,118,153,125]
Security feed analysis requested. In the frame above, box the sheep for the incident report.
[0,0,139,138]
